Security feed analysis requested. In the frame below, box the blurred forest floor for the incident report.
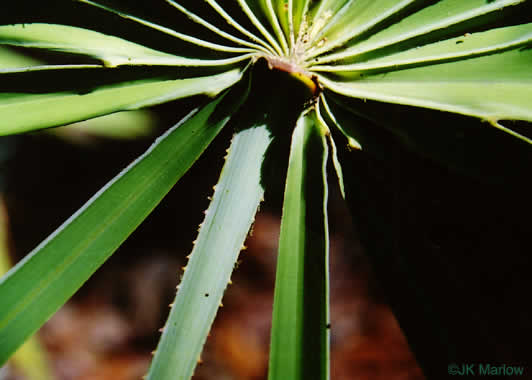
[0,104,424,380]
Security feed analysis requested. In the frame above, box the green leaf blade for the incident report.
[237,0,285,55]
[315,0,526,64]
[268,110,330,380]
[312,23,532,71]
[0,46,41,68]
[165,0,271,54]
[290,0,311,42]
[0,24,253,67]
[319,48,532,130]
[0,198,55,380]
[305,0,417,59]
[253,0,289,54]
[77,0,255,54]
[0,68,243,135]
[203,0,277,55]
[0,86,247,365]
[147,125,273,380]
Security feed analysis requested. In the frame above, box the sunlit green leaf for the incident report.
[305,0,416,59]
[290,0,311,44]
[237,0,285,55]
[269,110,330,380]
[0,85,248,365]
[319,48,532,140]
[0,24,252,67]
[203,0,277,54]
[255,0,290,54]
[165,0,271,53]
[312,23,532,71]
[147,124,272,380]
[0,46,41,69]
[0,68,243,135]
[315,0,526,64]
[77,0,255,53]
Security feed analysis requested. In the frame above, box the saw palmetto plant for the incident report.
[1,0,531,379]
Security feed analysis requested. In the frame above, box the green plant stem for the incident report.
[147,124,273,380]
[268,110,330,380]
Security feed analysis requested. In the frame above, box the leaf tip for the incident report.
[347,137,362,150]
